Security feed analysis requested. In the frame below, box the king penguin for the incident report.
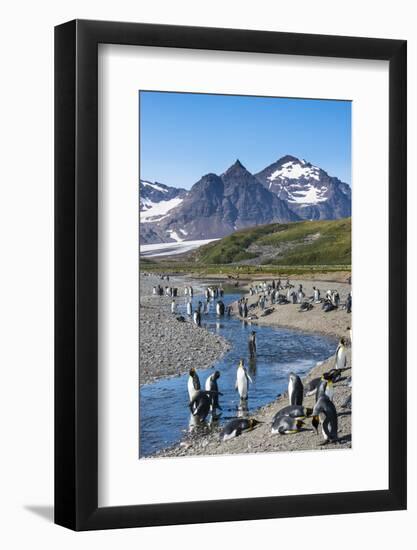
[205,370,222,412]
[193,309,201,327]
[235,359,253,400]
[312,394,338,443]
[271,416,305,435]
[187,367,201,402]
[221,418,261,441]
[288,372,303,406]
[272,404,313,422]
[335,337,348,370]
[188,390,212,423]
[216,300,225,316]
[315,375,334,402]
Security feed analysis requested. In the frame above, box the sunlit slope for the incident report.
[193,218,351,266]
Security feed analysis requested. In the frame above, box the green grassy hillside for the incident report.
[194,218,351,267]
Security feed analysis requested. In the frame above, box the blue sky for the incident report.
[139,91,351,190]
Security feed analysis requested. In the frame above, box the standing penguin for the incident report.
[347,326,352,345]
[312,395,338,443]
[248,331,257,358]
[205,371,222,413]
[171,299,176,314]
[188,391,211,422]
[243,300,248,318]
[316,375,334,402]
[313,286,321,302]
[235,359,253,400]
[346,292,352,313]
[288,373,303,406]
[216,300,225,316]
[187,367,201,402]
[193,309,201,327]
[335,337,348,370]
[186,300,192,316]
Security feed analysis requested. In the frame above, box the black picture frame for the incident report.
[55,19,407,531]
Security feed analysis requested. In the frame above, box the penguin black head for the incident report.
[189,367,196,376]
[296,419,305,429]
[238,358,245,367]
[340,337,346,345]
[213,370,220,380]
[251,330,256,335]
[312,415,320,433]
[305,407,313,417]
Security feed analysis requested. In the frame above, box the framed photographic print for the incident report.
[55,19,407,530]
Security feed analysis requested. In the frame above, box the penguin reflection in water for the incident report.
[248,331,257,358]
[312,394,338,443]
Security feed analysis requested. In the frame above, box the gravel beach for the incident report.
[140,273,231,384]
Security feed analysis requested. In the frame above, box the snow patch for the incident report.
[140,197,183,223]
[166,230,184,242]
[141,180,168,193]
[268,160,320,182]
[140,238,219,258]
[287,184,328,204]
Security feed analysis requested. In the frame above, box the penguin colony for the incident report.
[149,278,351,450]
[240,279,352,317]
[186,335,350,446]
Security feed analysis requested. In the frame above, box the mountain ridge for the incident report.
[140,155,351,244]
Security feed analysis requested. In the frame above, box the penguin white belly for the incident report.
[336,348,346,369]
[325,383,334,402]
[204,377,211,392]
[223,429,238,441]
[186,303,192,315]
[188,377,197,401]
[237,369,248,399]
[216,303,220,314]
[288,378,294,405]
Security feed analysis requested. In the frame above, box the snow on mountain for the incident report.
[141,197,184,223]
[287,183,328,205]
[255,155,351,220]
[139,156,351,245]
[267,159,320,184]
[139,179,187,223]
